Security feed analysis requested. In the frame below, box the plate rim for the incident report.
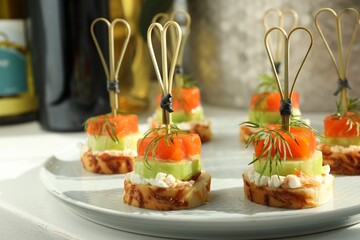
[40,156,360,225]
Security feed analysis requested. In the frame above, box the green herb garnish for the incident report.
[182,75,197,88]
[83,114,119,143]
[336,97,360,116]
[333,97,360,136]
[256,74,278,93]
[241,119,317,177]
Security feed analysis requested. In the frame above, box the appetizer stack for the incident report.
[148,10,212,143]
[315,8,360,175]
[241,85,301,143]
[80,18,141,174]
[81,114,141,174]
[150,81,212,143]
[123,20,211,210]
[241,26,334,208]
[240,8,301,143]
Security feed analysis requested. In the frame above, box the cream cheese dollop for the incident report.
[244,165,331,189]
[81,144,137,157]
[126,172,195,188]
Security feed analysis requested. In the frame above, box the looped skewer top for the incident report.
[90,18,131,116]
[170,10,191,69]
[264,27,313,130]
[263,8,299,73]
[147,21,182,131]
[314,8,360,113]
[151,13,170,56]
[152,10,191,88]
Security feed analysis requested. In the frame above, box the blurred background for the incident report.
[0,0,359,131]
[188,0,360,112]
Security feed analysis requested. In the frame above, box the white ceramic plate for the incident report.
[40,119,360,239]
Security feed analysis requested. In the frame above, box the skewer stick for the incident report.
[152,10,191,89]
[147,21,182,133]
[262,8,298,73]
[91,18,131,116]
[264,27,313,131]
[314,8,360,113]
[151,13,171,61]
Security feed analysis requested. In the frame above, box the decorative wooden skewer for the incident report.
[314,8,360,113]
[152,10,191,89]
[90,18,131,117]
[264,27,313,131]
[151,13,170,60]
[263,8,298,73]
[147,21,182,133]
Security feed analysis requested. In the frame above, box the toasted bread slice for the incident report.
[123,171,211,210]
[186,121,212,143]
[81,148,135,174]
[240,125,260,143]
[319,143,360,175]
[243,173,334,209]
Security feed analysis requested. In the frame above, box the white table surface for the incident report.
[0,105,359,240]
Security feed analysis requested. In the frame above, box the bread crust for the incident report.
[123,171,211,210]
[81,149,134,174]
[186,121,212,143]
[243,174,334,209]
[319,143,360,175]
[149,118,212,143]
[240,125,260,143]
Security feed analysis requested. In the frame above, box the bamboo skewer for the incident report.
[152,10,191,89]
[314,8,360,113]
[91,18,131,116]
[264,27,313,131]
[263,8,299,73]
[147,21,182,133]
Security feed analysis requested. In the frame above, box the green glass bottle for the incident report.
[0,0,38,125]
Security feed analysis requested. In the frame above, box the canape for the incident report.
[242,122,334,208]
[314,8,360,175]
[242,25,334,209]
[83,18,140,174]
[123,126,211,210]
[318,111,360,174]
[81,114,141,174]
[125,19,211,210]
[240,77,301,143]
[149,85,212,143]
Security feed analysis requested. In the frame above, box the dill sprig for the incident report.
[83,114,119,143]
[174,73,196,90]
[252,75,279,120]
[332,111,360,137]
[334,97,360,136]
[253,93,269,111]
[256,74,278,93]
[240,119,318,177]
[182,75,197,88]
[348,98,360,112]
[336,97,360,115]
[139,124,187,169]
[345,115,360,136]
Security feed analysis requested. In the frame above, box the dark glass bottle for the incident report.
[28,0,110,131]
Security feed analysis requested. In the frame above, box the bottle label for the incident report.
[0,20,27,96]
